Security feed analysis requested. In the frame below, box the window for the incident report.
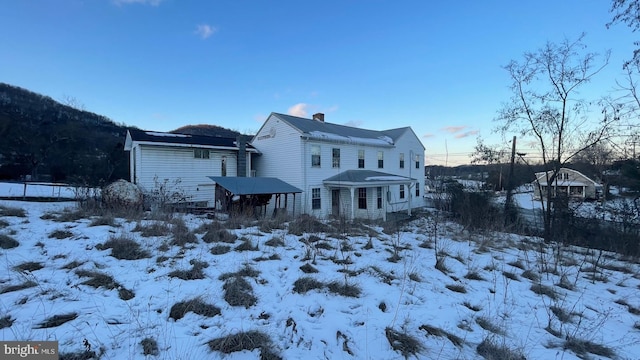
[415,182,420,197]
[221,156,227,177]
[312,188,321,209]
[377,151,384,168]
[358,150,365,168]
[399,184,405,199]
[332,148,340,168]
[415,153,420,169]
[399,153,405,169]
[377,187,383,209]
[311,145,321,167]
[194,148,210,159]
[358,188,367,209]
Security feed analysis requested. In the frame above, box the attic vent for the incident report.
[312,113,325,122]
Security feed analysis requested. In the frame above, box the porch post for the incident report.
[383,186,388,222]
[350,187,355,220]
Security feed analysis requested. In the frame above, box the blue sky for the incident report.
[1,0,636,166]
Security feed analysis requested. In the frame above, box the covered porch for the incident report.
[208,176,302,217]
[323,170,417,221]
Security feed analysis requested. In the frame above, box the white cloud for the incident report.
[195,24,217,39]
[288,103,308,117]
[113,0,163,6]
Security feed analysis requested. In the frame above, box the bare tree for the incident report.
[496,34,618,242]
[608,0,640,66]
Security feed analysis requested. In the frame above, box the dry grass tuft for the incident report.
[419,324,464,347]
[168,259,209,280]
[385,327,423,358]
[476,317,505,335]
[203,229,238,244]
[49,229,74,239]
[97,234,150,260]
[563,336,615,359]
[530,283,560,300]
[264,236,285,247]
[300,263,319,273]
[1,280,37,294]
[235,238,258,251]
[293,277,326,294]
[464,270,486,281]
[35,313,78,328]
[134,221,170,237]
[327,281,361,298]
[169,298,221,320]
[14,261,43,272]
[476,338,524,360]
[140,337,159,356]
[0,315,14,329]
[446,283,467,293]
[0,234,19,249]
[223,276,257,308]
[208,331,277,358]
[0,205,26,217]
[288,214,331,236]
[210,245,231,255]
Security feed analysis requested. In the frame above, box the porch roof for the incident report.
[323,170,417,187]
[208,177,302,195]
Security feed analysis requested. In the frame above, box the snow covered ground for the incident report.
[1,183,639,359]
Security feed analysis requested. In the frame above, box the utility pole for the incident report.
[504,136,517,227]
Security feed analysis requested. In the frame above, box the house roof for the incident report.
[124,128,257,151]
[268,113,421,148]
[207,177,302,195]
[534,167,600,186]
[323,170,417,187]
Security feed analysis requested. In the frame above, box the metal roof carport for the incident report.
[208,177,302,216]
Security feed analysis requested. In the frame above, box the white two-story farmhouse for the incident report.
[251,112,425,220]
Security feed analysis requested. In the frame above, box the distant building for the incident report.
[533,168,602,200]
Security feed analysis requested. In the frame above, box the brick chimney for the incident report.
[312,113,325,122]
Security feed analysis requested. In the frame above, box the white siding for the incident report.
[251,115,304,215]
[135,145,238,206]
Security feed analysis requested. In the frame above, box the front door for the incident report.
[332,189,340,216]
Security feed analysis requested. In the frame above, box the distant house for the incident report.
[533,168,602,200]
[251,112,425,220]
[124,128,258,207]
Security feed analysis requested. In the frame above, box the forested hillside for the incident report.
[0,83,129,184]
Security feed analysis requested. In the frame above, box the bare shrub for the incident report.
[14,261,43,272]
[0,234,19,249]
[292,277,325,294]
[203,229,238,244]
[140,337,159,356]
[385,327,423,358]
[223,276,257,308]
[419,324,464,348]
[476,337,524,360]
[35,313,78,328]
[169,298,221,320]
[97,235,150,260]
[49,229,73,239]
